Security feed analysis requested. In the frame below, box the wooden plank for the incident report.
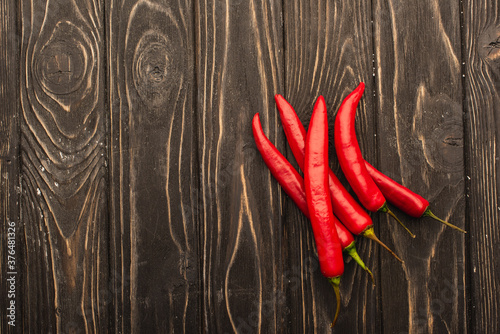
[108,0,199,332]
[282,1,380,332]
[0,0,20,330]
[462,0,500,332]
[19,0,108,331]
[0,0,19,158]
[1,160,20,333]
[195,0,284,332]
[373,1,467,333]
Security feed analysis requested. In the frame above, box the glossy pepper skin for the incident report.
[334,83,415,239]
[334,82,386,212]
[275,94,404,262]
[304,96,344,279]
[334,218,374,282]
[364,161,427,217]
[252,113,374,276]
[275,94,372,235]
[251,113,309,215]
[364,161,466,233]
[305,96,344,327]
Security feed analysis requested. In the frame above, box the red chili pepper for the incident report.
[275,94,403,263]
[251,113,309,215]
[252,112,374,281]
[334,218,374,283]
[364,161,466,233]
[334,83,415,238]
[275,94,371,235]
[304,96,343,327]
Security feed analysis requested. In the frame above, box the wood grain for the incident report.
[108,0,199,332]
[373,1,467,333]
[2,1,500,332]
[0,0,20,330]
[20,0,108,331]
[283,1,380,332]
[463,0,500,332]
[0,160,20,333]
[195,0,284,332]
[0,0,19,158]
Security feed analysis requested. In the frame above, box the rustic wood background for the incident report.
[0,0,499,332]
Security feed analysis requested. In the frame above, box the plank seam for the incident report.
[459,0,475,333]
[280,1,290,331]
[369,0,384,332]
[101,0,115,332]
[192,0,204,333]
[279,1,287,331]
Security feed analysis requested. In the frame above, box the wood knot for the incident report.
[36,41,86,95]
[413,88,463,173]
[34,21,92,99]
[133,32,175,108]
[442,135,463,147]
[29,20,100,144]
[430,120,464,172]
[479,25,500,71]
[126,2,186,119]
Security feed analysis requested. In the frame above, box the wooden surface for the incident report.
[464,0,500,332]
[19,0,108,332]
[374,2,468,333]
[1,0,499,333]
[283,2,380,332]
[0,0,21,331]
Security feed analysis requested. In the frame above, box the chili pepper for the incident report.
[252,113,375,324]
[252,112,374,280]
[334,83,415,238]
[252,111,375,323]
[304,96,343,327]
[334,217,374,284]
[275,94,371,234]
[275,94,403,263]
[251,113,309,215]
[364,161,466,233]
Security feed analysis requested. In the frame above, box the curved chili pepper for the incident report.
[251,113,309,215]
[364,161,466,233]
[252,112,374,281]
[334,83,415,238]
[334,218,374,284]
[275,94,403,263]
[275,94,372,234]
[252,111,374,323]
[304,96,343,327]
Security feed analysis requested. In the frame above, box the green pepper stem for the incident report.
[328,277,341,328]
[380,203,416,238]
[345,243,375,285]
[423,208,467,233]
[362,227,404,263]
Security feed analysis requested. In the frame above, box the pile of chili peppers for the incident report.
[252,82,466,328]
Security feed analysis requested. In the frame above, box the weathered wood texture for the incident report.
[283,1,380,333]
[0,0,20,331]
[0,160,19,334]
[19,0,108,332]
[2,0,500,333]
[0,0,19,158]
[195,0,284,332]
[373,1,467,333]
[463,0,500,332]
[108,0,199,332]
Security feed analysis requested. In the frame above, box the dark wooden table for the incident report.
[1,0,499,333]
